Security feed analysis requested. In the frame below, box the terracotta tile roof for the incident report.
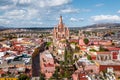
[0,69,4,74]
[79,78,88,80]
[107,47,120,51]
[96,52,111,54]
[79,73,88,80]
[44,63,54,67]
[70,39,78,43]
[0,47,9,52]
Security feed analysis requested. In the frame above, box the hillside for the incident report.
[81,23,120,31]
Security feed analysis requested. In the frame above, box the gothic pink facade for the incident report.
[53,16,69,41]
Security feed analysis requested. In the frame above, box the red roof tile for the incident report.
[107,47,120,51]
[44,63,54,67]
[96,52,111,54]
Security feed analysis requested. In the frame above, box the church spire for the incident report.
[53,16,70,40]
[59,16,63,24]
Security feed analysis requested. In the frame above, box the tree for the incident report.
[51,40,79,79]
[75,46,80,52]
[46,42,52,47]
[87,54,92,60]
[64,40,74,65]
[52,40,75,79]
[18,74,30,80]
[83,38,89,45]
[40,72,45,80]
[99,45,109,52]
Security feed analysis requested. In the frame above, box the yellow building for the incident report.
[0,78,18,80]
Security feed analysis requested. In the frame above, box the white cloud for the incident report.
[61,8,79,13]
[11,0,71,7]
[117,10,120,13]
[18,0,31,4]
[0,0,81,27]
[0,8,39,20]
[0,5,13,10]
[26,8,39,19]
[91,15,120,22]
[37,0,72,7]
[5,10,26,16]
[0,19,10,24]
[29,21,43,25]
[70,17,84,22]
[95,3,104,7]
[51,0,72,6]
[2,9,26,20]
[70,17,77,21]
[61,8,91,13]
[81,9,91,12]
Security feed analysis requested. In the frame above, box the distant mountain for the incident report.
[81,23,120,31]
[0,26,54,30]
[1,23,120,31]
[0,26,8,30]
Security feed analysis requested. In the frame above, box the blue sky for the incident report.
[0,0,120,28]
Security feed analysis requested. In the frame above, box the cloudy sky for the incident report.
[0,0,120,28]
